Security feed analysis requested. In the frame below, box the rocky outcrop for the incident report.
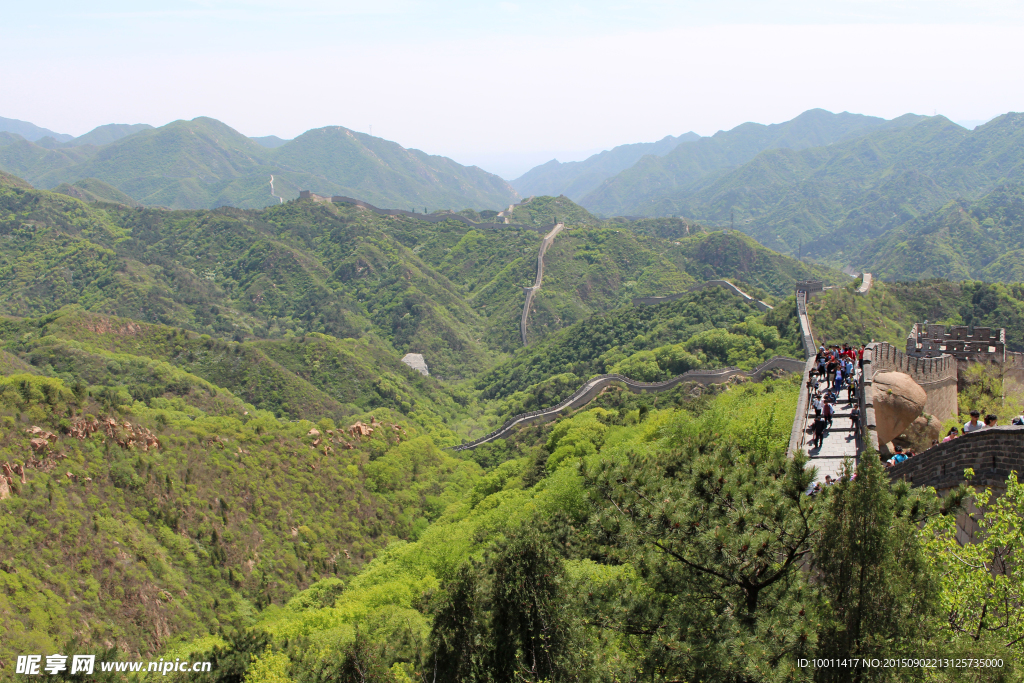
[872,371,927,444]
[900,414,943,451]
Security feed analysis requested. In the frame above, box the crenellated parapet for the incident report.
[907,323,1006,362]
[872,341,959,385]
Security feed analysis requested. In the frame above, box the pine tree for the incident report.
[586,413,820,681]
[813,453,940,682]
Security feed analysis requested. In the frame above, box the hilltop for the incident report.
[578,109,922,218]
[0,117,519,212]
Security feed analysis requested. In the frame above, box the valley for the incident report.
[2,103,1024,679]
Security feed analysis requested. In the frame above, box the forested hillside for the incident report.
[0,174,841,364]
[579,108,922,217]
[2,162,1023,679]
[806,277,1024,351]
[0,118,518,211]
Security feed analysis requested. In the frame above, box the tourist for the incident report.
[858,344,866,369]
[886,446,908,467]
[849,404,860,436]
[964,410,985,433]
[811,415,826,449]
[846,376,858,402]
[1012,415,1024,426]
[823,397,834,429]
[942,427,959,442]
[984,414,998,428]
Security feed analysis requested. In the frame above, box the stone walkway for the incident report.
[804,387,861,482]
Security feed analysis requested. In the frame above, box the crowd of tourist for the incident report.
[803,341,1024,485]
[805,343,864,450]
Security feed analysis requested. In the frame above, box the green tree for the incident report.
[585,410,819,681]
[487,532,590,682]
[922,469,1024,660]
[813,454,943,682]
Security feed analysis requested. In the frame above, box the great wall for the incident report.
[451,356,806,451]
[520,221,565,345]
[787,276,1024,489]
[298,187,1024,486]
[299,191,555,234]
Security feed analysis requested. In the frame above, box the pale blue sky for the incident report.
[3,1,1021,178]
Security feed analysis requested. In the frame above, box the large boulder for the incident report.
[873,371,927,445]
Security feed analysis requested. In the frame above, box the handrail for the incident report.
[452,355,804,451]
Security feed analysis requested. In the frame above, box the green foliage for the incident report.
[923,470,1024,660]
[479,287,801,406]
[807,279,1024,352]
[814,455,940,667]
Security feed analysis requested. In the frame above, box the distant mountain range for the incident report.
[511,132,701,201]
[0,117,518,211]
[5,108,1024,285]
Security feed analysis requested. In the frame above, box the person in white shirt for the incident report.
[963,410,984,433]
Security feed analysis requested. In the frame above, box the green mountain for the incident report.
[596,112,1024,264]
[69,123,154,147]
[580,109,925,217]
[249,135,290,148]
[0,117,519,211]
[0,115,73,143]
[0,171,840,375]
[852,185,1024,281]
[511,132,701,201]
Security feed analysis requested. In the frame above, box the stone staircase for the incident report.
[802,386,861,482]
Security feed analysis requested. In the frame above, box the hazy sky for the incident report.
[3,1,1022,178]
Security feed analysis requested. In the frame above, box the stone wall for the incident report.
[453,356,805,451]
[1005,352,1024,399]
[795,291,816,360]
[887,426,1024,493]
[631,280,772,311]
[907,323,1006,361]
[869,342,958,424]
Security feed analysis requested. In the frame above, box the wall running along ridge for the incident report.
[520,223,566,346]
[304,193,555,234]
[631,280,773,311]
[452,356,806,451]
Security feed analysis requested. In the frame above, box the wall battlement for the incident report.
[907,323,1006,361]
[872,341,959,385]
